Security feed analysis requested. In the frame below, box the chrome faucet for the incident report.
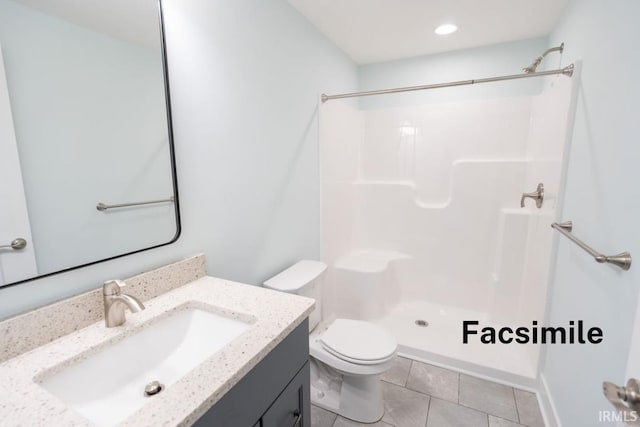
[103,280,145,328]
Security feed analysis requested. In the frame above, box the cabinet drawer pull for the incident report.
[291,411,301,427]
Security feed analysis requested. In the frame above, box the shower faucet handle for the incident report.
[521,183,544,208]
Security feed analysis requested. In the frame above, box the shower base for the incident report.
[374,300,539,388]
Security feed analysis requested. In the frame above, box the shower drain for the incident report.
[415,319,429,327]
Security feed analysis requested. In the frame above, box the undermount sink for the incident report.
[38,306,253,426]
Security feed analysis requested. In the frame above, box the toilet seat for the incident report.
[320,319,396,365]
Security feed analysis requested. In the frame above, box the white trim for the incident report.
[537,60,582,373]
[397,348,538,392]
[0,42,38,284]
[539,373,562,427]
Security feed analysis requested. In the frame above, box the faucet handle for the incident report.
[103,279,126,296]
[520,183,544,208]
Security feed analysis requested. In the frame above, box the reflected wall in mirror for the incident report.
[0,0,179,287]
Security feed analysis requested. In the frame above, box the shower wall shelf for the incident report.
[551,221,632,271]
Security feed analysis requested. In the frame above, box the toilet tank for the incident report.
[263,260,327,331]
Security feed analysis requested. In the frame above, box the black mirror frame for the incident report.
[3,0,181,288]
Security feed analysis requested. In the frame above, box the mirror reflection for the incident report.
[0,0,179,286]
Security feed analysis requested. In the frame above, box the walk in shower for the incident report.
[319,53,578,385]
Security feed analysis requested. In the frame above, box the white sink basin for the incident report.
[39,306,252,426]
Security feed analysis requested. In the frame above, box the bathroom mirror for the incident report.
[0,0,180,287]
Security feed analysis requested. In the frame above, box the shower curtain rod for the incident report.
[321,63,574,103]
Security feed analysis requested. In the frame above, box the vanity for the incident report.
[0,255,314,426]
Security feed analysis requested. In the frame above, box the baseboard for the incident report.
[397,346,538,391]
[539,373,562,427]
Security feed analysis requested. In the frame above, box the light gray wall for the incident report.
[540,1,640,425]
[358,37,549,109]
[0,0,358,319]
[0,0,175,277]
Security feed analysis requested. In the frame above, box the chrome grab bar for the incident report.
[0,238,27,250]
[551,221,632,271]
[96,196,174,212]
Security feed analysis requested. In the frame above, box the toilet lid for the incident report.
[320,319,397,363]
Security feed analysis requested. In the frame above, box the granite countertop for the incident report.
[0,276,314,426]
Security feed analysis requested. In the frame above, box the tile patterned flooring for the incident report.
[310,357,545,427]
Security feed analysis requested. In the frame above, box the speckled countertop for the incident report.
[0,276,314,426]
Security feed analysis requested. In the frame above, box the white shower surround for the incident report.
[320,75,576,386]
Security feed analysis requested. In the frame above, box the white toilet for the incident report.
[264,260,397,423]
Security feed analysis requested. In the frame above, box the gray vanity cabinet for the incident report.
[261,361,308,427]
[194,320,310,427]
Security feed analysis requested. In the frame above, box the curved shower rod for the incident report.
[321,44,571,103]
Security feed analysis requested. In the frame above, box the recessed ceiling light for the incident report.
[434,24,458,35]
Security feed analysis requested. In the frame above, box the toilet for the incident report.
[264,260,397,423]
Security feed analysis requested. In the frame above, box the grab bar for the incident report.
[551,221,632,271]
[96,196,174,212]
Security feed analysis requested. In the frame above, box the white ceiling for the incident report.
[287,0,568,64]
[11,0,161,50]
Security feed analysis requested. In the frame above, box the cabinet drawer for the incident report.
[261,361,310,427]
[194,319,309,427]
